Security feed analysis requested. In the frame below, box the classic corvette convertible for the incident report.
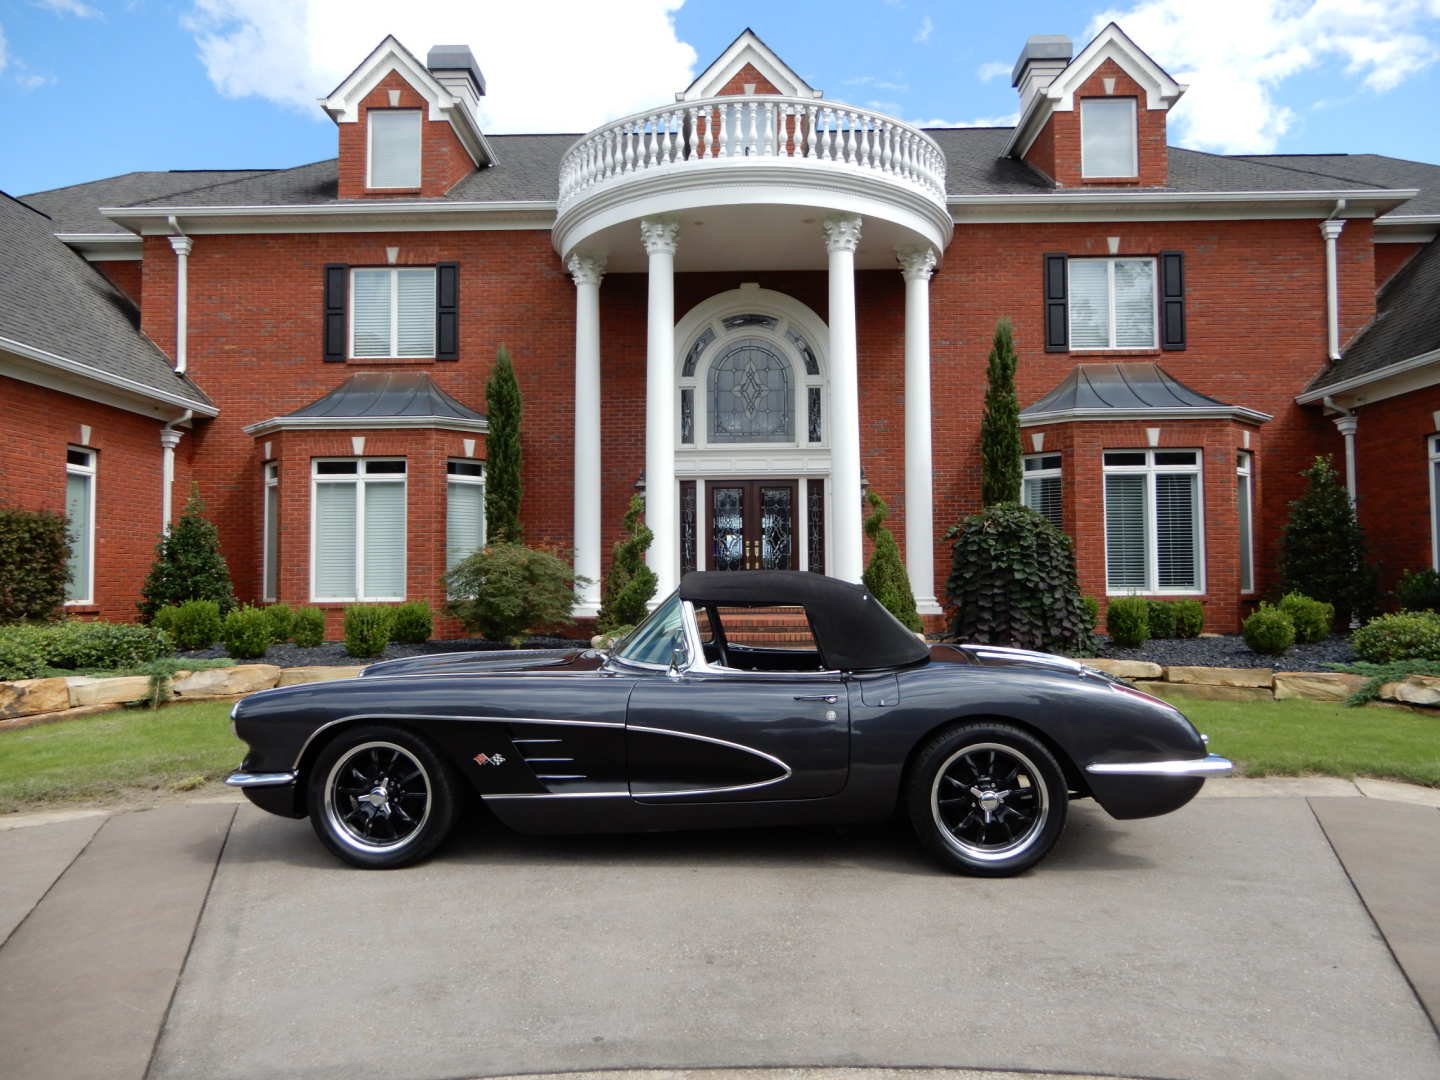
[227,571,1232,875]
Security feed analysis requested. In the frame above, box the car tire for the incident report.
[907,721,1068,877]
[307,725,460,869]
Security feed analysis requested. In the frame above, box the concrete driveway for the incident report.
[1,780,1437,1080]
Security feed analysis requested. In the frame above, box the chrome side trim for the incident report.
[484,791,629,800]
[625,723,792,798]
[1085,754,1234,777]
[225,771,297,787]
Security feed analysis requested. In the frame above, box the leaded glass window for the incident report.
[721,313,778,331]
[787,329,820,375]
[807,479,825,575]
[682,327,714,378]
[680,480,697,576]
[708,339,793,443]
[808,387,822,444]
[680,388,694,444]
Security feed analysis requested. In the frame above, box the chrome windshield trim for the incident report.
[225,771,297,787]
[1085,754,1234,777]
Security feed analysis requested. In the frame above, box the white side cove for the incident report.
[568,253,606,617]
[167,232,193,374]
[824,214,864,583]
[898,245,942,615]
[1320,218,1345,361]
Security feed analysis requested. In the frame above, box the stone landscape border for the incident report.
[1,660,1437,731]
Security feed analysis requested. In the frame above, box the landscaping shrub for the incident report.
[1328,659,1440,706]
[485,346,524,544]
[1394,568,1440,613]
[1171,599,1204,639]
[168,600,223,650]
[862,491,922,633]
[1243,604,1296,655]
[138,487,237,620]
[0,506,70,622]
[0,621,174,674]
[1280,456,1377,628]
[152,604,181,640]
[222,606,273,660]
[344,605,393,658]
[1350,611,1440,663]
[446,543,581,646]
[1081,595,1100,633]
[389,601,433,644]
[0,629,46,680]
[1278,592,1334,645]
[597,494,657,634]
[945,503,1092,653]
[261,604,294,644]
[291,607,326,648]
[1106,596,1150,648]
[1146,600,1176,639]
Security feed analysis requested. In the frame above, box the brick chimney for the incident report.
[427,45,486,128]
[1011,34,1072,112]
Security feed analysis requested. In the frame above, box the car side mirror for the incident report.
[668,647,684,679]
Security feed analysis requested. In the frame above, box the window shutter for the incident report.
[435,262,459,361]
[1104,474,1148,590]
[1044,254,1068,352]
[1160,251,1186,350]
[314,483,358,598]
[323,264,348,362]
[363,481,407,597]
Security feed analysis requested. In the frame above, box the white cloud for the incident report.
[15,69,57,89]
[1086,0,1440,153]
[914,14,933,44]
[977,60,1010,82]
[843,74,910,92]
[910,111,1019,128]
[33,0,104,17]
[866,99,904,114]
[182,1,699,134]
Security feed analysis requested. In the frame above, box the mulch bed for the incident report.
[177,636,588,669]
[1094,633,1357,671]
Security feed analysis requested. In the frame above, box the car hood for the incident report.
[359,648,606,678]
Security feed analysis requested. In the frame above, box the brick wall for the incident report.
[337,70,474,200]
[1353,393,1439,590]
[713,63,782,96]
[96,261,142,309]
[1023,59,1169,187]
[1375,242,1424,290]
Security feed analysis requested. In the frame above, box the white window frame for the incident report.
[262,462,279,602]
[1022,453,1063,529]
[1237,451,1255,594]
[1103,448,1206,595]
[1069,257,1158,350]
[1430,435,1440,571]
[64,446,96,606]
[445,459,486,584]
[366,108,421,189]
[1081,97,1138,179]
[310,458,408,603]
[349,267,436,360]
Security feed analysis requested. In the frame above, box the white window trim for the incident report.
[1022,453,1063,529]
[1081,96,1138,179]
[1237,451,1255,594]
[1069,257,1158,351]
[64,446,96,607]
[1103,448,1206,596]
[1429,435,1440,571]
[309,458,408,603]
[348,267,436,361]
[262,461,279,603]
[366,108,421,190]
[445,459,486,585]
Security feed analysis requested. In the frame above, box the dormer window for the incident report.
[1081,97,1137,178]
[368,109,421,189]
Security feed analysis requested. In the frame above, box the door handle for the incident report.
[794,694,838,704]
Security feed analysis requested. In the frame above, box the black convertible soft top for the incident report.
[679,570,930,672]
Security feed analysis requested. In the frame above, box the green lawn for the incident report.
[0,701,243,814]
[1175,696,1440,788]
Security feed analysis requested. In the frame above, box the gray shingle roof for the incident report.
[0,193,212,411]
[283,371,484,421]
[20,170,272,233]
[1307,238,1440,393]
[1235,154,1440,219]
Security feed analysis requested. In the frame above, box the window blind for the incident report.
[1155,473,1198,588]
[395,269,436,357]
[1113,260,1156,347]
[1068,260,1110,348]
[65,472,91,603]
[363,481,406,598]
[1237,456,1254,593]
[1024,475,1063,530]
[446,480,485,573]
[351,270,392,358]
[314,483,357,598]
[1104,474,1148,589]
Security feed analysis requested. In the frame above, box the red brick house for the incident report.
[5,25,1438,634]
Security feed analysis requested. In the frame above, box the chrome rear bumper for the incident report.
[1085,754,1234,778]
[225,771,297,787]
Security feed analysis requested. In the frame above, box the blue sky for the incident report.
[4,0,1439,198]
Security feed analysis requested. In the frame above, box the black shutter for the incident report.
[1044,253,1068,352]
[323,264,347,363]
[1159,251,1186,350]
[436,262,459,361]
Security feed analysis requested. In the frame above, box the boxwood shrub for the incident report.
[167,600,223,651]
[222,606,273,660]
[1394,568,1440,613]
[0,621,172,678]
[1146,600,1176,639]
[344,605,393,658]
[0,630,47,681]
[291,607,326,648]
[1350,610,1440,663]
[1243,604,1295,655]
[1170,599,1204,639]
[389,601,433,644]
[1105,596,1150,648]
[261,603,294,644]
[1278,592,1334,644]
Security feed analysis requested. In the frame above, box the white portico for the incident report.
[557,31,951,613]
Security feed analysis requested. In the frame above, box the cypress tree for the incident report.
[980,317,1022,506]
[138,485,237,620]
[1280,455,1377,628]
[597,494,658,633]
[485,345,523,543]
[862,490,922,633]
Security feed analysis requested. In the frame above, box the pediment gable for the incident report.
[1046,22,1185,112]
[680,28,819,100]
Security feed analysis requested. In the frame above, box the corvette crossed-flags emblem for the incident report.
[472,752,506,767]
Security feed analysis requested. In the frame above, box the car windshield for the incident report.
[612,592,688,667]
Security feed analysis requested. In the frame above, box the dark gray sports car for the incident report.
[227,571,1231,875]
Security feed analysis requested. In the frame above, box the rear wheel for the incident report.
[307,725,459,869]
[907,722,1068,876]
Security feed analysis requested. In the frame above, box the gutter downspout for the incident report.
[167,217,192,375]
[1320,200,1346,362]
[1324,395,1358,503]
[160,410,192,531]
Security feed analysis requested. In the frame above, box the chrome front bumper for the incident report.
[225,771,297,787]
[1085,754,1234,778]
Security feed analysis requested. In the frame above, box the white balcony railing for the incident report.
[558,96,948,210]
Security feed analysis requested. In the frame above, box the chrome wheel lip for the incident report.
[323,740,433,855]
[930,741,1049,863]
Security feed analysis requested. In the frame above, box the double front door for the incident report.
[708,480,797,571]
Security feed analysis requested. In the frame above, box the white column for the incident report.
[898,246,942,615]
[167,234,193,374]
[641,218,680,600]
[159,426,184,531]
[1334,412,1359,503]
[568,252,606,616]
[824,214,864,583]
[1320,219,1345,361]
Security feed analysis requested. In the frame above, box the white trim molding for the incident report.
[53,233,143,261]
[244,414,489,437]
[1296,347,1440,408]
[0,335,216,419]
[101,200,555,237]
[948,188,1417,225]
[680,29,819,101]
[1021,405,1272,426]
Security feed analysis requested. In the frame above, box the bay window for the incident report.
[1081,97,1137,178]
[1237,452,1255,593]
[368,109,421,189]
[262,462,279,602]
[1104,449,1203,593]
[1022,453,1063,529]
[351,267,436,359]
[65,447,96,605]
[446,459,486,576]
[311,458,406,601]
[1069,258,1156,349]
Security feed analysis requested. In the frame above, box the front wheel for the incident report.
[907,722,1068,876]
[307,725,459,869]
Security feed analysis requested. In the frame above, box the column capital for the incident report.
[168,235,193,257]
[567,252,607,288]
[640,218,680,256]
[1319,218,1346,241]
[896,246,937,281]
[822,214,863,254]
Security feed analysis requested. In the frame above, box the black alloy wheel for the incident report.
[307,725,460,869]
[907,721,1068,876]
